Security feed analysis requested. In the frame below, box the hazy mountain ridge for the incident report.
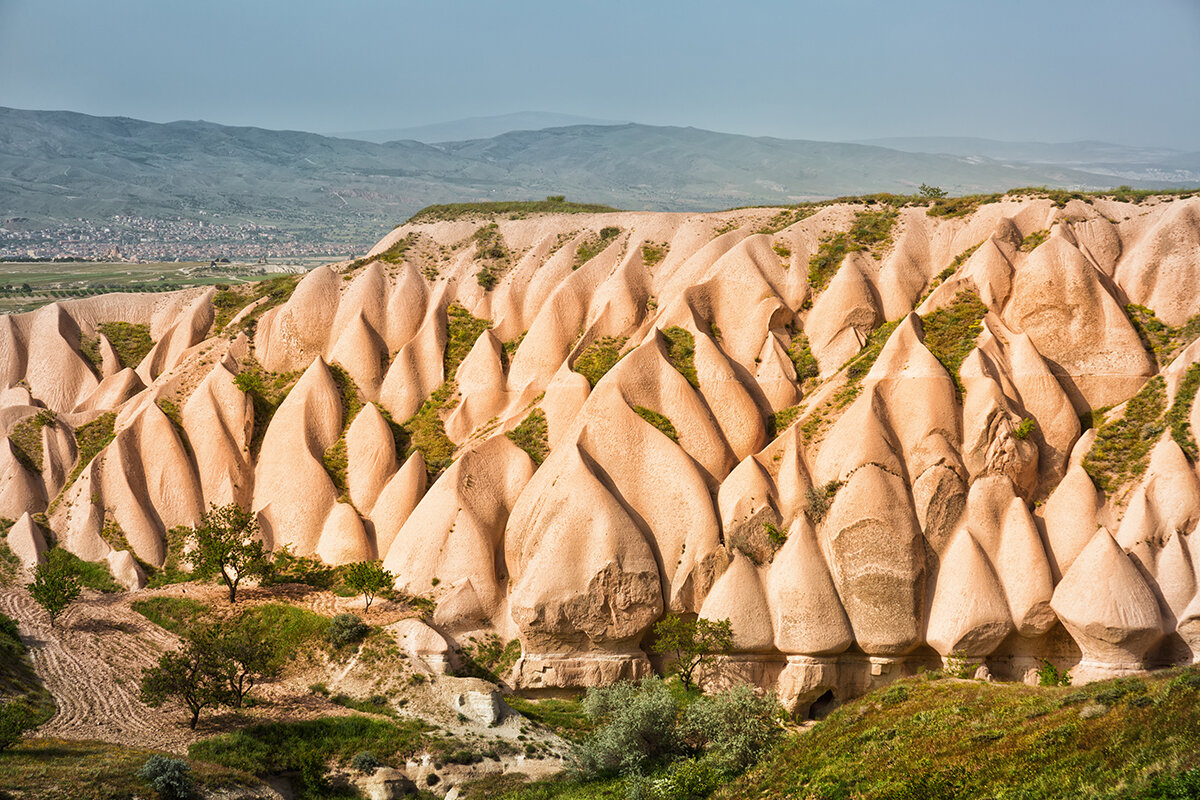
[332,110,628,144]
[2,107,1189,251]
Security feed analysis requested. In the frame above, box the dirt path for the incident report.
[0,586,206,752]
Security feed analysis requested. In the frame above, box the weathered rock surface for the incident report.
[5,196,1200,701]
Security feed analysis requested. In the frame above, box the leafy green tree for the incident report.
[215,617,282,707]
[919,183,948,199]
[140,625,233,729]
[189,504,268,604]
[27,552,82,627]
[341,560,393,612]
[650,614,734,691]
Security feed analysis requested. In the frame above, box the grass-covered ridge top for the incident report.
[408,196,622,224]
[725,185,1200,218]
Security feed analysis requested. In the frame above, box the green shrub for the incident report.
[663,327,698,388]
[472,223,510,290]
[1093,677,1147,706]
[260,546,337,589]
[1084,376,1167,492]
[375,233,416,265]
[401,383,457,479]
[680,684,782,772]
[1123,768,1200,799]
[634,406,678,443]
[1014,418,1037,440]
[351,750,382,774]
[1036,659,1071,687]
[97,322,154,370]
[506,409,549,465]
[137,755,194,800]
[573,336,627,388]
[926,193,1003,219]
[326,613,369,649]
[233,360,299,457]
[79,333,103,375]
[649,755,730,800]
[843,320,900,384]
[755,204,821,234]
[572,677,682,779]
[0,524,19,587]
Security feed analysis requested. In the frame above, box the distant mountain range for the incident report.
[1,107,1196,249]
[331,111,628,144]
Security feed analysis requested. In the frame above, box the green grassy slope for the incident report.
[718,669,1200,800]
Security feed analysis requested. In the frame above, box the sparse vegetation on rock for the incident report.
[506,408,549,465]
[920,290,989,395]
[574,226,621,269]
[634,406,679,443]
[1084,376,1167,492]
[807,208,898,292]
[573,336,627,388]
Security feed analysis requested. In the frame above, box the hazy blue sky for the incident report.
[2,0,1198,148]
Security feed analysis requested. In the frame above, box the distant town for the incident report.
[0,215,367,262]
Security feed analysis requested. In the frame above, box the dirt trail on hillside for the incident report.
[0,587,203,752]
[0,583,402,753]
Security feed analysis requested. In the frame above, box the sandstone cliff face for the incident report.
[6,194,1200,708]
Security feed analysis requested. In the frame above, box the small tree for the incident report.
[650,614,733,691]
[919,183,948,199]
[28,552,82,627]
[140,625,232,729]
[214,617,281,707]
[189,504,269,604]
[342,561,393,612]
